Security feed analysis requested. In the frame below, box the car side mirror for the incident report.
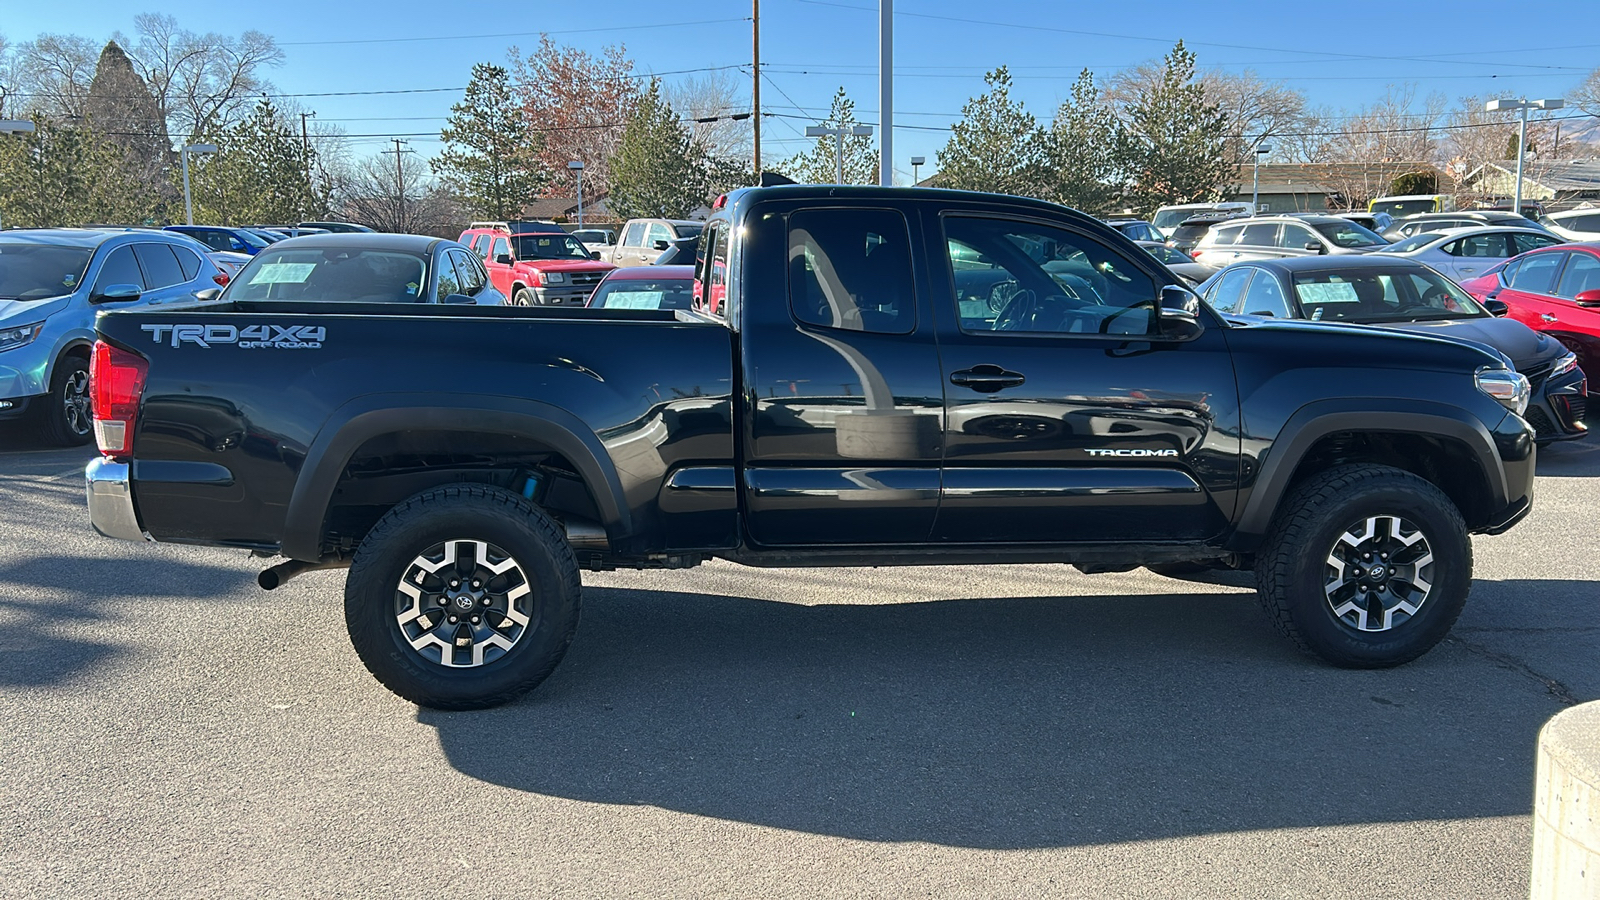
[494,253,512,265]
[1483,299,1510,316]
[590,251,602,260]
[91,283,142,303]
[1575,289,1600,306]
[1304,241,1323,253]
[441,293,475,305]
[653,240,670,251]
[1157,285,1205,341]
[194,288,222,302]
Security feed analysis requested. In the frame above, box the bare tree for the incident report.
[0,34,16,118]
[120,13,283,143]
[342,151,460,235]
[1105,65,1310,163]
[1575,66,1600,117]
[509,37,639,198]
[14,34,98,119]
[665,68,752,163]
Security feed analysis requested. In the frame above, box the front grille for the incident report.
[1525,406,1557,438]
[569,271,606,286]
[1520,360,1554,391]
[1570,396,1588,421]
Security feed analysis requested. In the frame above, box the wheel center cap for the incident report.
[452,593,477,611]
[1368,565,1386,580]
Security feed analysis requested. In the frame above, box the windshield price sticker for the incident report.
[248,263,316,285]
[141,323,325,349]
[1296,282,1360,304]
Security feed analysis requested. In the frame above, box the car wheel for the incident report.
[35,355,94,447]
[1256,464,1469,668]
[513,287,534,306]
[344,484,581,710]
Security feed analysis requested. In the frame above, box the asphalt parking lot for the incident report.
[2,430,1596,899]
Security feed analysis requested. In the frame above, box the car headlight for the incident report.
[0,322,44,353]
[1476,367,1530,416]
[544,272,566,284]
[1552,352,1580,378]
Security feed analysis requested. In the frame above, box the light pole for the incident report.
[568,160,585,227]
[910,155,925,186]
[805,124,874,185]
[181,143,218,226]
[1251,141,1273,213]
[1486,97,1564,216]
[0,121,37,231]
[878,0,892,186]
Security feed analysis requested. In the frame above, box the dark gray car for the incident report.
[220,233,506,306]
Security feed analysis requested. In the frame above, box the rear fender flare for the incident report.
[281,393,627,561]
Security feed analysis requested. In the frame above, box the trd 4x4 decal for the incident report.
[141,324,325,349]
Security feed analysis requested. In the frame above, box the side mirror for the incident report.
[194,288,222,302]
[590,251,602,260]
[494,253,512,265]
[1157,285,1205,341]
[91,283,142,303]
[1483,299,1510,316]
[653,239,670,251]
[441,293,475,305]
[1304,241,1323,253]
[1575,289,1600,307]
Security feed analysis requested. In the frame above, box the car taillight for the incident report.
[1190,250,1203,259]
[213,272,229,286]
[90,341,149,457]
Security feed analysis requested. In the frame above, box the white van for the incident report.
[1150,202,1254,238]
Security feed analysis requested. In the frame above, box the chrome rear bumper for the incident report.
[85,457,150,542]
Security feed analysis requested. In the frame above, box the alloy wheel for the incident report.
[62,369,92,437]
[394,539,533,667]
[1323,515,1435,632]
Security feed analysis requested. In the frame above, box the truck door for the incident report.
[735,201,946,546]
[929,210,1241,544]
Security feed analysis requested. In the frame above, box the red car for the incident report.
[1460,242,1600,401]
[457,222,614,306]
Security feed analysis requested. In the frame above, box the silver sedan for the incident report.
[1371,226,1565,284]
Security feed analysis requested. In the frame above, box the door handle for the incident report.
[1542,313,1558,323]
[950,365,1025,393]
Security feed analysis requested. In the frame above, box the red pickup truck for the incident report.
[458,221,615,306]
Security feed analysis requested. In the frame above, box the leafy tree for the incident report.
[1044,69,1124,214]
[183,99,318,225]
[775,87,877,185]
[510,37,639,198]
[936,67,1047,197]
[607,79,709,219]
[432,62,549,220]
[1116,41,1235,215]
[0,115,150,227]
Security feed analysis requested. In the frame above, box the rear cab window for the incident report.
[788,208,915,334]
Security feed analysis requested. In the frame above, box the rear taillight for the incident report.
[90,341,149,457]
[1190,250,1203,259]
[213,272,229,286]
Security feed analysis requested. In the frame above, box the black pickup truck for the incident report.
[85,186,1537,709]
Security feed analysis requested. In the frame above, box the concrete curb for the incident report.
[1532,700,1600,899]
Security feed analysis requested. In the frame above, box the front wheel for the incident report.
[344,485,581,709]
[513,287,534,307]
[36,356,93,447]
[1256,464,1470,668]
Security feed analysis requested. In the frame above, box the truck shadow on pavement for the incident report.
[418,582,1573,849]
[0,554,253,688]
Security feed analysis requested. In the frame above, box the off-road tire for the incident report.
[36,355,93,447]
[513,287,534,306]
[344,484,580,709]
[1256,464,1470,668]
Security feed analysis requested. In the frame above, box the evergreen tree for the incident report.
[775,88,877,185]
[0,115,150,227]
[936,67,1046,197]
[432,62,548,220]
[182,99,318,225]
[1044,69,1124,215]
[1116,41,1235,215]
[84,40,173,217]
[607,79,709,219]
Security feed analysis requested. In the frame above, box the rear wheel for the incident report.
[1256,464,1470,668]
[35,356,93,447]
[344,485,581,709]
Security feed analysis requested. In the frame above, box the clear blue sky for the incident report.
[6,0,1596,182]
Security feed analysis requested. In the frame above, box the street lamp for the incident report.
[181,143,219,226]
[1486,98,1564,216]
[805,124,874,185]
[0,121,36,231]
[568,160,585,227]
[1251,141,1273,213]
[910,155,925,186]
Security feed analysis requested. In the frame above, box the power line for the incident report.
[280,17,750,46]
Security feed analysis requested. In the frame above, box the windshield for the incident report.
[0,244,94,301]
[512,233,590,260]
[1292,267,1487,323]
[674,223,704,240]
[1152,208,1205,232]
[1313,220,1387,248]
[1375,233,1444,254]
[571,230,611,244]
[587,276,695,310]
[246,229,286,243]
[1371,199,1438,218]
[225,247,430,302]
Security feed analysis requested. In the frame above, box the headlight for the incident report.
[544,272,567,284]
[1552,352,1580,378]
[0,322,44,352]
[1476,367,1530,416]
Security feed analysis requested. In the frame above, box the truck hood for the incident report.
[1221,313,1513,371]
[0,296,71,326]
[1372,316,1560,370]
[516,259,613,273]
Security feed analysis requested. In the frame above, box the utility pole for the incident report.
[752,0,761,177]
[384,138,414,232]
[878,0,892,186]
[300,111,315,224]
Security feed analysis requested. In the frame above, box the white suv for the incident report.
[1192,215,1389,269]
[1540,208,1600,242]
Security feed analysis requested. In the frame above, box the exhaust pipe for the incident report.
[258,558,350,591]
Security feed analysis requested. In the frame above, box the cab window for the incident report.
[788,208,914,334]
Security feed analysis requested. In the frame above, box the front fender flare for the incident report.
[281,392,628,561]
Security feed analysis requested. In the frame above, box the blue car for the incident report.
[0,229,223,445]
[164,224,273,256]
